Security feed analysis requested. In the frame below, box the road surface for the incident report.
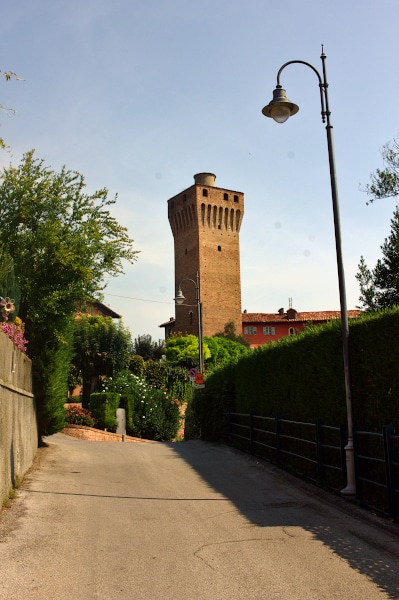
[1,433,399,599]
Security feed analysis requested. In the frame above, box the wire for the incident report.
[104,292,173,305]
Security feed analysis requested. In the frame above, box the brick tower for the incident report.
[168,173,244,338]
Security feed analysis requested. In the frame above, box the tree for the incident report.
[1,70,23,150]
[356,209,399,311]
[363,138,399,204]
[165,334,211,368]
[205,335,250,367]
[133,334,165,361]
[357,137,399,311]
[71,315,133,404]
[0,151,138,434]
[214,320,250,347]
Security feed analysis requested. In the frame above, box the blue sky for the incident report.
[1,0,398,341]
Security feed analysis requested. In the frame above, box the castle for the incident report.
[167,173,244,338]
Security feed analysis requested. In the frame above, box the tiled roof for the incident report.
[242,310,362,324]
[159,317,176,328]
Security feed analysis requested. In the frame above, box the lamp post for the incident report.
[262,46,356,496]
[174,271,204,374]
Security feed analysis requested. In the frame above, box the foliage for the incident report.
[35,318,76,434]
[144,359,167,388]
[188,310,399,441]
[134,334,165,361]
[102,372,181,440]
[102,371,135,431]
[356,208,399,310]
[65,405,96,427]
[88,392,119,431]
[71,314,133,403]
[205,335,250,369]
[363,137,399,204]
[129,354,145,376]
[214,320,250,347]
[165,334,210,368]
[0,69,23,150]
[0,245,20,319]
[0,151,138,435]
[185,363,236,441]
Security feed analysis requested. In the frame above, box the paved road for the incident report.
[1,434,399,599]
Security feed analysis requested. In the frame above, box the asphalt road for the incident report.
[1,433,399,599]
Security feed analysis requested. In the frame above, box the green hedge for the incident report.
[188,308,399,440]
[88,392,120,431]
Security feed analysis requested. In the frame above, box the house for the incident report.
[242,307,362,349]
[75,300,121,320]
[160,306,362,349]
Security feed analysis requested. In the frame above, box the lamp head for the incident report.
[262,85,299,123]
[174,288,185,305]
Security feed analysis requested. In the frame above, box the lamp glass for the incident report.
[174,289,185,305]
[270,105,291,123]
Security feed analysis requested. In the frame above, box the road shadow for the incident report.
[166,440,399,599]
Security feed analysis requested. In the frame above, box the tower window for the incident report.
[202,189,208,197]
[234,195,239,202]
[189,311,193,325]
[218,245,222,252]
[223,193,228,200]
[185,248,188,255]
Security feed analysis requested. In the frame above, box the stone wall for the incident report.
[0,330,37,505]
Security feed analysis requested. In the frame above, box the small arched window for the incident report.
[289,327,295,336]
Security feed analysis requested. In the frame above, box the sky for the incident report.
[1,0,398,341]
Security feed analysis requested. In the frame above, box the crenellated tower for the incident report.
[168,173,244,338]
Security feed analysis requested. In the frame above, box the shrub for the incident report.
[102,372,181,440]
[65,405,96,427]
[88,392,119,431]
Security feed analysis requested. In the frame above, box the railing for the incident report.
[226,410,399,522]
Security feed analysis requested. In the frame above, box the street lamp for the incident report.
[262,46,356,496]
[174,271,204,374]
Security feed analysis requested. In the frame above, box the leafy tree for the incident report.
[165,334,211,368]
[1,70,22,150]
[357,138,399,311]
[214,320,250,347]
[133,334,165,361]
[206,335,250,367]
[71,315,133,403]
[0,151,138,435]
[356,209,399,311]
[363,137,399,204]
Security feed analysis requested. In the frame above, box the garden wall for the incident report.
[0,331,37,505]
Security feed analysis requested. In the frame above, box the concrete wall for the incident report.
[0,330,37,506]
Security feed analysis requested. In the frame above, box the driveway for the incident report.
[1,433,399,599]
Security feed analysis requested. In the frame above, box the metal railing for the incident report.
[226,410,399,522]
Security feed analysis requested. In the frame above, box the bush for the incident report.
[65,405,96,427]
[134,385,180,441]
[88,392,119,431]
[102,372,181,440]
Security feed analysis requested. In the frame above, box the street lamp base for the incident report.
[340,441,356,496]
